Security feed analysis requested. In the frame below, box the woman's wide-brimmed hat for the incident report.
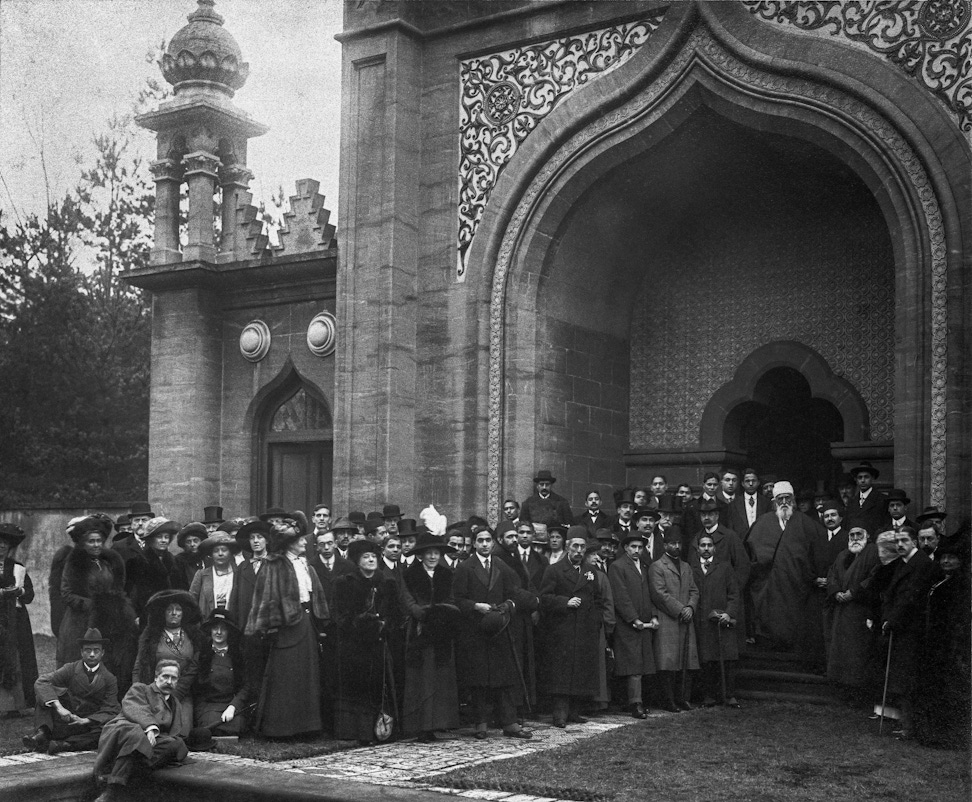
[198,533,243,559]
[66,515,113,544]
[144,518,181,541]
[236,519,273,551]
[259,507,290,522]
[144,589,201,626]
[200,607,239,634]
[177,522,208,549]
[411,532,456,556]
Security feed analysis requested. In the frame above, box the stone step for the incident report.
[735,664,839,705]
[735,688,841,706]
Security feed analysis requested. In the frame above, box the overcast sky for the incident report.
[0,0,343,225]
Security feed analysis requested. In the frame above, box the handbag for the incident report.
[374,639,395,741]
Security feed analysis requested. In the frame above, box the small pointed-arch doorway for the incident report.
[259,385,333,514]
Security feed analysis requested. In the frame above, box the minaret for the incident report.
[137,0,267,265]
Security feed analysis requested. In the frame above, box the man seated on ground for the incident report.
[24,628,120,754]
[92,659,203,802]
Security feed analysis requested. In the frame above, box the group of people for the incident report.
[0,463,966,800]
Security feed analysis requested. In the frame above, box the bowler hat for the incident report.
[595,528,618,543]
[198,533,243,559]
[697,498,719,513]
[397,518,419,538]
[366,511,383,523]
[411,532,456,555]
[200,607,239,633]
[115,514,131,532]
[533,469,556,484]
[916,506,947,523]
[330,517,357,533]
[382,504,403,519]
[347,539,381,566]
[619,532,646,549]
[202,506,224,525]
[144,589,200,626]
[177,522,208,549]
[259,507,289,522]
[347,511,366,525]
[885,489,911,507]
[364,519,382,536]
[480,606,511,637]
[634,506,660,521]
[130,501,154,518]
[78,628,110,646]
[849,461,880,479]
[0,523,24,548]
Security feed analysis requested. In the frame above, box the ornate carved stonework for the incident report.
[485,26,949,522]
[182,150,222,178]
[239,320,271,363]
[457,13,665,279]
[149,158,184,183]
[742,1,972,132]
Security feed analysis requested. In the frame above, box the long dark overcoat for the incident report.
[538,558,602,697]
[452,556,522,689]
[825,543,879,686]
[1,557,37,706]
[608,555,656,676]
[691,561,740,663]
[648,554,699,671]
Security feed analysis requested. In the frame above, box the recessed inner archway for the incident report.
[529,103,894,504]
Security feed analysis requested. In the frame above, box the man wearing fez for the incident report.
[648,529,699,712]
[539,526,606,727]
[692,534,741,708]
[24,628,121,754]
[520,470,574,528]
[453,529,534,740]
[745,481,828,663]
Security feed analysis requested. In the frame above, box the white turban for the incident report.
[773,481,795,498]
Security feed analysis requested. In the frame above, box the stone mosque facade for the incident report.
[131,0,971,527]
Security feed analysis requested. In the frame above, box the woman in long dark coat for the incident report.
[173,523,206,591]
[193,608,249,736]
[244,512,329,738]
[333,539,400,744]
[127,519,181,622]
[0,522,37,715]
[400,534,460,741]
[59,517,138,695]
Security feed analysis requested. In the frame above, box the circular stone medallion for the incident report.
[917,0,971,39]
[239,320,271,362]
[483,81,522,126]
[306,311,336,357]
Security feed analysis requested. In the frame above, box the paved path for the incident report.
[2,712,654,801]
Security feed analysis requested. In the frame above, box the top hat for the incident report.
[397,518,419,538]
[201,607,239,633]
[615,488,636,506]
[849,461,880,479]
[130,501,154,518]
[330,517,358,533]
[66,516,112,544]
[78,627,110,645]
[347,539,382,565]
[202,506,224,525]
[236,519,273,550]
[347,511,366,525]
[144,589,201,626]
[259,507,289,522]
[411,532,457,555]
[382,504,403,519]
[177,522,208,549]
[0,522,25,547]
[198,533,243,559]
[697,498,720,514]
[533,470,556,484]
[916,506,947,523]
[656,495,679,515]
[595,527,619,543]
[144,518,180,541]
[885,489,911,507]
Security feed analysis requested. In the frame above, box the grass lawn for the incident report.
[437,703,970,802]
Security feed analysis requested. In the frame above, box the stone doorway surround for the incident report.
[460,2,969,523]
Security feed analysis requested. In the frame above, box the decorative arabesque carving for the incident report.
[456,14,666,279]
[485,26,949,522]
[742,0,972,132]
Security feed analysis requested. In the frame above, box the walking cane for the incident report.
[879,630,893,736]
[254,631,277,732]
[504,621,532,716]
[716,620,727,704]
[679,618,691,704]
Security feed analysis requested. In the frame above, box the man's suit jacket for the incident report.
[844,489,888,539]
[879,516,917,534]
[580,511,613,538]
[519,492,574,527]
[612,516,635,536]
[816,527,849,577]
[636,529,665,567]
[686,524,750,591]
[35,661,120,723]
[727,493,771,538]
[309,553,355,608]
[511,546,548,591]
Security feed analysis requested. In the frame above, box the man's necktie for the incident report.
[749,496,755,508]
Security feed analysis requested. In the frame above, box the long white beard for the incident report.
[849,541,865,554]
[776,505,793,525]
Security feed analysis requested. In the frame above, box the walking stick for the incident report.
[716,620,727,704]
[680,618,691,704]
[254,631,277,732]
[504,621,532,716]
[879,630,893,736]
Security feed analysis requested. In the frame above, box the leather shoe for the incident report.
[725,697,741,709]
[629,703,647,719]
[659,702,680,713]
[566,714,588,724]
[503,728,532,739]
[473,730,487,740]
[22,726,50,752]
[47,740,72,755]
[417,731,438,743]
[552,718,567,728]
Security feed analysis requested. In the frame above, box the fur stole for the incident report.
[403,562,454,606]
[244,554,328,637]
[63,546,125,595]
